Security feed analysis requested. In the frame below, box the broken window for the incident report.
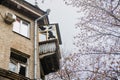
[9,51,28,76]
[39,24,62,44]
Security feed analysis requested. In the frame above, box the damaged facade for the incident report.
[0,0,61,80]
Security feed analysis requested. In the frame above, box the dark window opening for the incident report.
[10,52,27,63]
[0,0,4,4]
[19,66,26,76]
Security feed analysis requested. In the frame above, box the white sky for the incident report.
[27,0,79,54]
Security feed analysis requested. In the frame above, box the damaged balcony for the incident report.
[39,39,61,75]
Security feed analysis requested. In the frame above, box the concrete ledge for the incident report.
[0,68,31,80]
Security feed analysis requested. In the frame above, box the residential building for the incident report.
[0,0,61,80]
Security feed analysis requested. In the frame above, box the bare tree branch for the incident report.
[112,0,120,12]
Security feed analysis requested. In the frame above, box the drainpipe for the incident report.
[34,9,50,80]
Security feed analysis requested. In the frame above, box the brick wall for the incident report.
[0,5,40,79]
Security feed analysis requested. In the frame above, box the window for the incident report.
[9,51,28,76]
[39,25,57,42]
[13,17,30,38]
[39,24,62,44]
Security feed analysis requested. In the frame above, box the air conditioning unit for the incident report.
[4,12,16,24]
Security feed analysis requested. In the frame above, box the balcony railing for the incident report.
[39,39,61,75]
[39,39,60,58]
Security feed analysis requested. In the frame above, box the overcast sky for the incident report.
[27,0,79,54]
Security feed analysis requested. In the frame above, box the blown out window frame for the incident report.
[9,49,30,77]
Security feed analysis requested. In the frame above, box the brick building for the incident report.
[0,0,61,80]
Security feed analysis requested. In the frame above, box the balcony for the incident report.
[39,39,61,75]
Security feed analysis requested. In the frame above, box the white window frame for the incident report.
[39,24,57,42]
[13,17,30,38]
[9,59,28,77]
[9,60,17,73]
[9,52,28,77]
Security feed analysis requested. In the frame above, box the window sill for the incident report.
[0,68,31,80]
[13,31,30,40]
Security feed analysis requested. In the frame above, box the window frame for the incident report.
[9,51,29,77]
[39,24,62,44]
[39,25,56,42]
[9,61,28,76]
[13,17,30,38]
